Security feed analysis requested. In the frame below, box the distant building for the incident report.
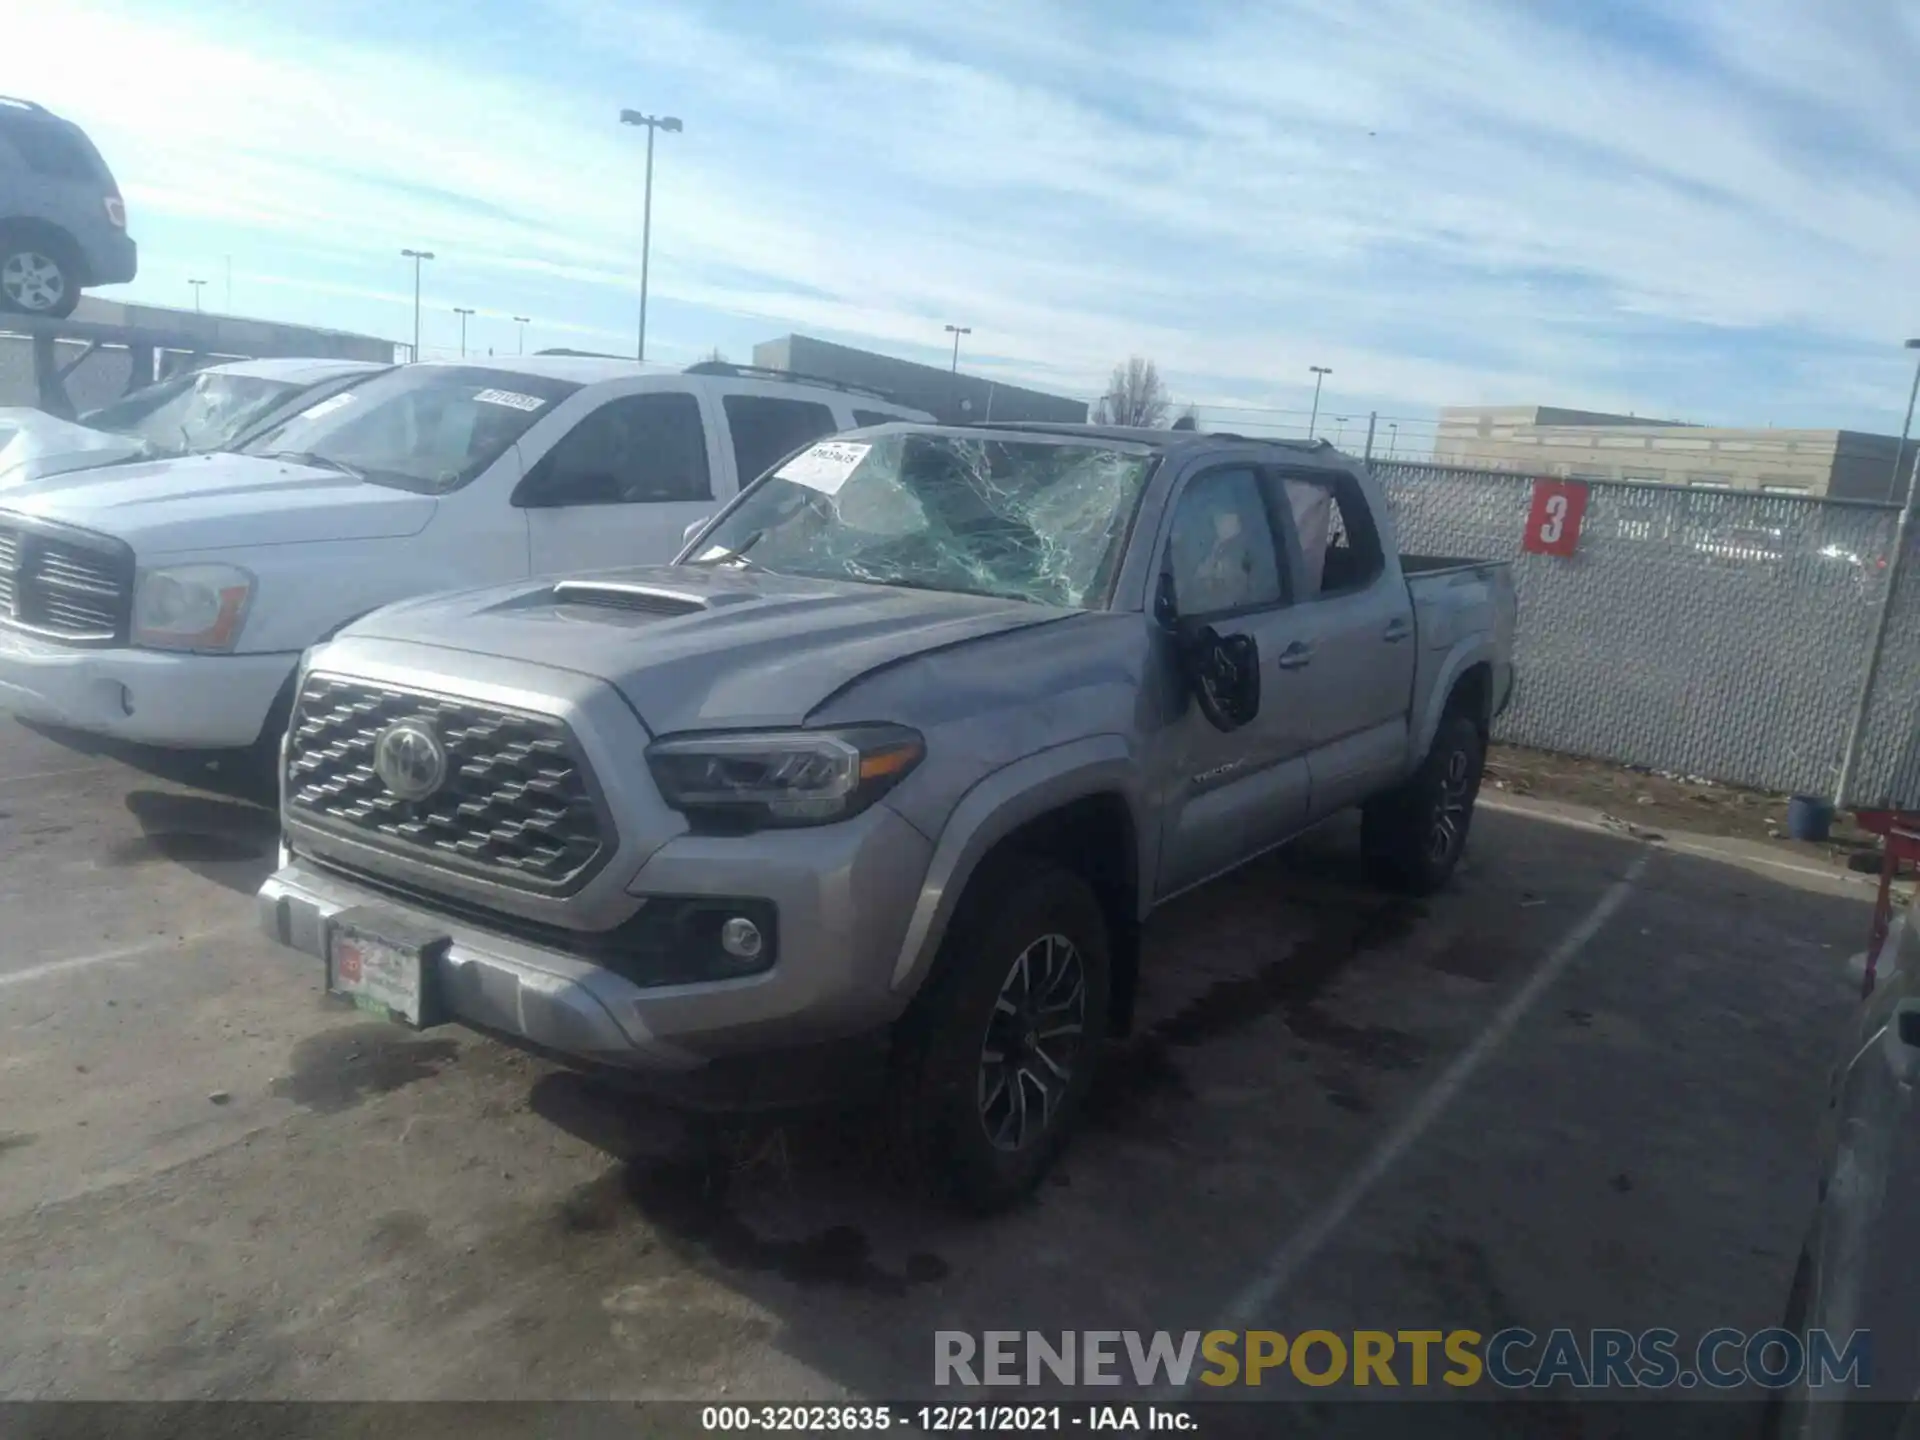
[1434,404,1919,502]
[753,334,1087,426]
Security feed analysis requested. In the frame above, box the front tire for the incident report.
[1363,712,1485,894]
[889,862,1111,1212]
[0,234,80,318]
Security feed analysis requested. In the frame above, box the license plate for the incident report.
[327,909,449,1028]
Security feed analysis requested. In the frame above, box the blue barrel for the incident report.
[1787,794,1834,842]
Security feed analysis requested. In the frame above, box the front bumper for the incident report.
[0,629,293,748]
[259,799,935,1081]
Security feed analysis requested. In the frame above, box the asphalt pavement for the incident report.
[0,717,1873,1425]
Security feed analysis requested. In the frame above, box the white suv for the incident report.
[0,356,928,774]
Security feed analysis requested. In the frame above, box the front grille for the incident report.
[0,522,132,641]
[286,675,611,894]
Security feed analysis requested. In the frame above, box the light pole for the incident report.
[619,109,683,363]
[1388,422,1398,459]
[943,324,971,423]
[187,278,206,313]
[1887,339,1920,502]
[401,249,434,361]
[513,316,530,356]
[1333,416,1349,447]
[1307,365,1332,438]
[452,307,474,358]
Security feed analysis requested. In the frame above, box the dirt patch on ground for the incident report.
[1485,743,1887,871]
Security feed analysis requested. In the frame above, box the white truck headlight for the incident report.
[132,563,254,652]
[646,724,923,828]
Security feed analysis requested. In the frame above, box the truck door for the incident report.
[1277,469,1417,816]
[1152,464,1317,898]
[515,388,717,574]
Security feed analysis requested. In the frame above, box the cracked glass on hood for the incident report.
[687,432,1157,607]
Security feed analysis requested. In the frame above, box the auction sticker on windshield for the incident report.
[296,393,355,421]
[473,388,546,412]
[776,440,870,495]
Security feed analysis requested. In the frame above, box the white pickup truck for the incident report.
[0,357,928,778]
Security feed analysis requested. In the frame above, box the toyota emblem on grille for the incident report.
[373,719,447,800]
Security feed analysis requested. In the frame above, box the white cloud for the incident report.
[13,0,1920,430]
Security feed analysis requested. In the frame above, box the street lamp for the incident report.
[1388,421,1398,459]
[453,306,474,358]
[513,316,530,356]
[401,249,435,361]
[1333,416,1349,447]
[619,109,683,363]
[944,324,971,374]
[1887,339,1920,502]
[943,324,972,423]
[187,278,206,313]
[1307,365,1332,439]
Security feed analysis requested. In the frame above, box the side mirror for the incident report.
[682,516,711,545]
[1179,622,1261,732]
[1158,575,1259,731]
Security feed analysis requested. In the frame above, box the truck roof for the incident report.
[852,418,1362,467]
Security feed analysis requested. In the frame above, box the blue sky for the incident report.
[14,0,1920,440]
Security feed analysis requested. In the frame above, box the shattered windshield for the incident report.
[686,432,1156,607]
[238,366,581,494]
[81,371,306,456]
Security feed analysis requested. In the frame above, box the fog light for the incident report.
[720,916,764,961]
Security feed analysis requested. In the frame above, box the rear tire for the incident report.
[888,861,1110,1213]
[1363,712,1484,894]
[0,230,81,318]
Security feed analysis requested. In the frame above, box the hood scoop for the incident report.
[550,579,710,617]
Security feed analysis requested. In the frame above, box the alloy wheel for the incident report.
[1427,744,1473,863]
[1,252,66,313]
[978,932,1087,1152]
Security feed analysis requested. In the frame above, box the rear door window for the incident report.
[722,394,838,486]
[0,117,106,182]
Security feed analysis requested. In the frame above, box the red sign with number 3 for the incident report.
[1523,479,1588,557]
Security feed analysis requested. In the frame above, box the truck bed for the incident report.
[1401,553,1501,577]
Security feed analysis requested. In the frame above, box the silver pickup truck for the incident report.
[258,421,1515,1209]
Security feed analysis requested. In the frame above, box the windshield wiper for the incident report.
[685,527,768,568]
[259,450,366,482]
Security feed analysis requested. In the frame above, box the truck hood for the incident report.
[0,408,148,487]
[346,564,1082,734]
[0,452,436,553]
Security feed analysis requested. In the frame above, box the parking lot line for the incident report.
[1176,846,1652,1384]
[0,925,253,989]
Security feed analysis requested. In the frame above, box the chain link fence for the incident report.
[1372,461,1920,806]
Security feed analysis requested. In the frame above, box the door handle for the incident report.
[1383,619,1413,643]
[1276,642,1314,670]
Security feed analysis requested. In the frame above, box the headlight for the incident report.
[646,724,924,828]
[132,563,254,652]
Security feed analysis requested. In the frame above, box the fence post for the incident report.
[1835,449,1920,807]
[1362,411,1377,463]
